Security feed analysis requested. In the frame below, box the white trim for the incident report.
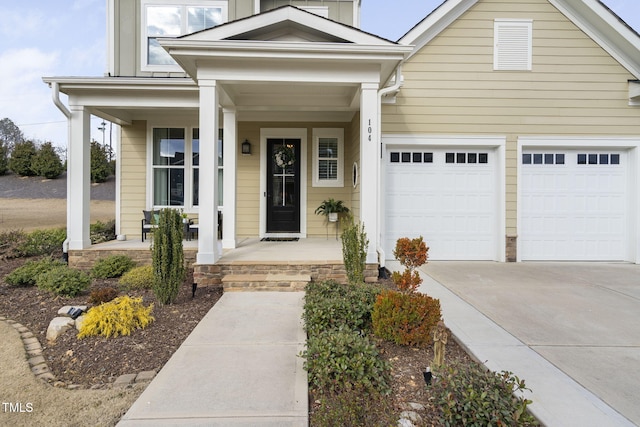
[107,0,115,76]
[300,6,328,19]
[517,136,640,263]
[312,128,344,187]
[259,128,308,239]
[381,135,507,262]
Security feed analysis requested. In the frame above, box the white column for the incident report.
[197,80,220,264]
[222,108,237,249]
[360,83,379,264]
[67,106,92,250]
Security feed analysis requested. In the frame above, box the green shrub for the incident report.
[341,219,368,285]
[32,142,64,179]
[119,265,154,291]
[9,140,37,176]
[90,220,116,244]
[302,328,391,394]
[18,228,66,257]
[152,208,185,304]
[303,280,382,337]
[90,254,136,279]
[372,289,442,347]
[4,257,66,287]
[35,265,91,297]
[432,362,538,426]
[89,287,119,305]
[0,229,28,259]
[78,296,154,339]
[311,384,395,427]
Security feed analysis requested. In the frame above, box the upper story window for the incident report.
[143,1,228,70]
[494,19,532,71]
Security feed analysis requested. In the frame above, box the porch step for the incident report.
[222,273,311,292]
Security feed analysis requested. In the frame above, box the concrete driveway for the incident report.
[417,262,640,427]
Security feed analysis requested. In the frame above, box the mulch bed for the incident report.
[0,256,475,425]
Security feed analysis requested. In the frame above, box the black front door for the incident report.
[266,138,301,233]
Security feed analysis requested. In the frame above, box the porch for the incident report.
[68,237,379,291]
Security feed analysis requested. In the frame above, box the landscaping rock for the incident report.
[74,315,87,332]
[58,306,88,317]
[113,374,137,387]
[135,370,157,383]
[46,317,75,342]
[399,410,422,424]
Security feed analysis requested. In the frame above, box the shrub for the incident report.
[119,265,154,291]
[303,280,382,337]
[392,236,429,293]
[9,140,37,176]
[32,141,64,179]
[312,384,395,427]
[89,287,119,305]
[372,289,442,347]
[90,220,116,244]
[302,328,391,394]
[432,362,537,426]
[78,296,154,339]
[0,229,28,259]
[90,254,136,279]
[341,219,369,285]
[4,257,66,287]
[152,208,185,304]
[35,265,91,297]
[18,227,66,257]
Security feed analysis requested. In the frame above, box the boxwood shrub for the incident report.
[91,254,136,279]
[36,265,91,297]
[4,257,66,287]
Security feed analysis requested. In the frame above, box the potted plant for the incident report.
[315,198,349,222]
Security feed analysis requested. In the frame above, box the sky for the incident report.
[0,0,638,150]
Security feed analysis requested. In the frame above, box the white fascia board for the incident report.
[43,77,197,91]
[183,6,392,46]
[398,0,478,58]
[549,0,640,79]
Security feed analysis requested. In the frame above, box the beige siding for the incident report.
[236,122,354,238]
[384,0,640,238]
[261,0,355,26]
[348,112,361,222]
[119,121,148,238]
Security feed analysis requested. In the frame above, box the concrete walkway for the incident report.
[409,261,639,427]
[118,292,308,426]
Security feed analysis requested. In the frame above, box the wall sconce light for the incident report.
[241,139,251,155]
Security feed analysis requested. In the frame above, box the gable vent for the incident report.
[494,19,532,71]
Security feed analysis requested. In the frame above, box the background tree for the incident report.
[0,118,24,152]
[0,139,8,175]
[91,140,111,183]
[32,142,64,179]
[9,140,38,176]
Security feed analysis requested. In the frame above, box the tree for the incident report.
[91,140,111,183]
[9,140,38,176]
[0,118,24,151]
[0,139,8,175]
[152,208,185,305]
[32,142,64,179]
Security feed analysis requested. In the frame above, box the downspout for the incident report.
[50,82,72,263]
[376,65,403,273]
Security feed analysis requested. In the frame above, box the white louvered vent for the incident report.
[494,19,532,71]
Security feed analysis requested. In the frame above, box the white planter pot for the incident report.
[328,212,338,222]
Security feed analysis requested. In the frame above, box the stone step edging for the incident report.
[0,316,156,390]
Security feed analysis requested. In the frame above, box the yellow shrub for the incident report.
[78,296,154,339]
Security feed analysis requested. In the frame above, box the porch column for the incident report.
[197,80,220,264]
[67,105,91,250]
[222,108,237,249]
[360,83,380,264]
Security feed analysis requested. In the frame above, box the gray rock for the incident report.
[46,317,74,341]
[75,314,87,331]
[407,402,425,411]
[58,306,88,317]
[400,411,422,424]
[397,418,415,427]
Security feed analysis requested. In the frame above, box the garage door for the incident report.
[385,148,498,260]
[520,150,628,261]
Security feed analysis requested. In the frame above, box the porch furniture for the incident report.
[141,210,160,242]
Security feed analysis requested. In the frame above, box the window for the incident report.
[446,152,489,164]
[494,19,532,71]
[312,129,344,187]
[143,1,227,69]
[389,152,434,164]
[153,127,223,209]
[578,153,621,166]
[523,153,565,165]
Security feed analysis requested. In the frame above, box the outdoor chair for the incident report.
[141,210,160,242]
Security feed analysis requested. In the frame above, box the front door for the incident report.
[266,138,301,233]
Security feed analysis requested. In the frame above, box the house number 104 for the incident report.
[368,119,372,142]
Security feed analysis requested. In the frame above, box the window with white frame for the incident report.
[494,19,532,71]
[153,127,223,208]
[143,1,228,70]
[312,128,344,187]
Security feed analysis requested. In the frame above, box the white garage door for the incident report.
[385,148,498,260]
[520,150,628,261]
